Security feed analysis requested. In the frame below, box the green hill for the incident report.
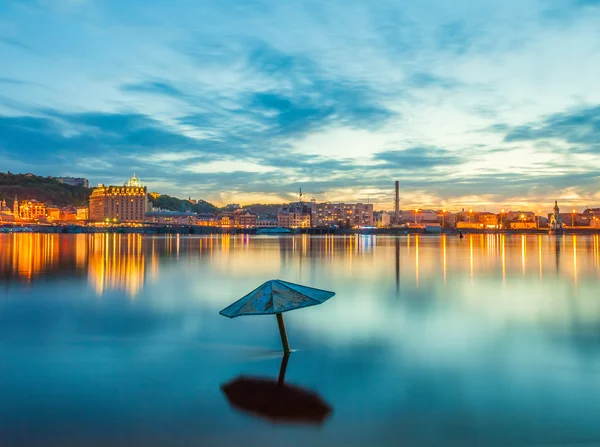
[0,172,91,207]
[149,194,219,214]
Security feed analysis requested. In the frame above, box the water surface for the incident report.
[1,233,600,446]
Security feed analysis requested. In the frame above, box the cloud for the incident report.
[374,147,463,170]
[500,105,600,153]
[1,0,600,207]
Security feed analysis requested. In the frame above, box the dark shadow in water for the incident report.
[220,353,332,425]
[555,237,561,274]
[395,237,400,296]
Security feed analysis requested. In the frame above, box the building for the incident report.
[0,198,15,223]
[47,207,61,221]
[374,211,390,228]
[549,200,564,233]
[76,206,89,221]
[278,211,311,228]
[56,177,89,188]
[506,211,535,222]
[17,199,46,220]
[145,211,198,225]
[234,212,257,228]
[510,221,537,229]
[257,217,278,228]
[89,174,149,222]
[196,214,219,226]
[311,203,374,228]
[476,212,499,229]
[62,208,77,221]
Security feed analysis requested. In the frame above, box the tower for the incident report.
[550,199,563,234]
[13,195,19,218]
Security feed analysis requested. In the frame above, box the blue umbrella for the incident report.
[219,280,335,353]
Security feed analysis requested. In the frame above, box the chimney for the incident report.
[394,181,399,224]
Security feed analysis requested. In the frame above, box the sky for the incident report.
[0,0,599,211]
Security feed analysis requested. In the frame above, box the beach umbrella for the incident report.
[219,280,335,353]
[221,354,332,425]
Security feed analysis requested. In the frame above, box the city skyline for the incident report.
[1,1,600,209]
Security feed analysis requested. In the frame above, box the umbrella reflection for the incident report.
[221,354,332,425]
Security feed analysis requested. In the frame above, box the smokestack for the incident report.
[394,181,399,224]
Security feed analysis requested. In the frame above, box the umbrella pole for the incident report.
[278,353,290,386]
[276,313,291,354]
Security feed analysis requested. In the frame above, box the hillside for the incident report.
[0,172,92,207]
[149,194,219,214]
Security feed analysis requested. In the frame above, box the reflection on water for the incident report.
[221,353,332,425]
[3,233,598,292]
[2,233,600,446]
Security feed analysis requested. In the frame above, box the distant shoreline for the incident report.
[1,225,598,236]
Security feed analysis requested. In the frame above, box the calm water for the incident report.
[1,233,600,446]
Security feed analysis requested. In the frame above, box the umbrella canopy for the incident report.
[219,280,335,318]
[221,354,332,425]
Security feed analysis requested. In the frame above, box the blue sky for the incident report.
[1,0,599,210]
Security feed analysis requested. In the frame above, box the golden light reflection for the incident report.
[573,235,578,289]
[442,234,447,284]
[538,235,543,280]
[501,234,506,284]
[521,235,526,276]
[415,235,419,288]
[88,233,145,299]
[469,235,474,284]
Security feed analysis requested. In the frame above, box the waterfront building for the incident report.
[234,212,257,228]
[506,211,535,222]
[374,211,390,228]
[0,198,15,223]
[196,214,219,226]
[56,177,89,188]
[549,200,564,233]
[76,206,89,221]
[145,211,198,225]
[278,211,311,228]
[47,207,61,221]
[257,217,278,228]
[17,199,46,220]
[311,203,373,228]
[89,174,149,222]
[509,221,537,229]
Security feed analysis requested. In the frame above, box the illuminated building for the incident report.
[257,217,278,227]
[17,199,47,220]
[76,206,89,221]
[0,198,16,223]
[234,212,257,228]
[145,211,198,225]
[89,174,149,222]
[374,211,390,228]
[311,203,373,228]
[47,207,61,221]
[277,211,311,228]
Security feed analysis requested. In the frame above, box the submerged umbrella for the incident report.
[219,280,335,353]
[221,354,332,425]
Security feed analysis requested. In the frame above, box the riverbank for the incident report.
[1,224,599,235]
